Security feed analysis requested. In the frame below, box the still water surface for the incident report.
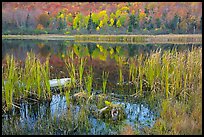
[2,39,201,134]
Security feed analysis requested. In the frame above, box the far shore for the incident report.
[2,34,202,44]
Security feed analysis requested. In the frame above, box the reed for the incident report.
[36,59,42,99]
[65,50,76,88]
[42,57,51,99]
[102,71,109,94]
[79,57,86,90]
[65,90,70,107]
[85,66,93,96]
[118,56,124,86]
[138,54,143,96]
[2,51,53,110]
[3,55,16,110]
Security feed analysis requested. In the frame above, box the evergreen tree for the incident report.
[200,16,202,32]
[25,13,30,28]
[87,12,93,34]
[169,14,179,32]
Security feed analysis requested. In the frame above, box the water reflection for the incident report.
[2,40,201,61]
[2,94,157,135]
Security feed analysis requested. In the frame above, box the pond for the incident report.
[2,39,202,135]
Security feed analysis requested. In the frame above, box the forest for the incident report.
[2,2,202,35]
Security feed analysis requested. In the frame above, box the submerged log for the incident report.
[49,78,71,88]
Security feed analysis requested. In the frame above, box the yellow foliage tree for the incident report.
[139,11,146,20]
[116,20,122,27]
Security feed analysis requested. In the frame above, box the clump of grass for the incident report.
[2,54,18,110]
[2,51,52,111]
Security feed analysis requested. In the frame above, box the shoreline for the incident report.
[2,34,202,44]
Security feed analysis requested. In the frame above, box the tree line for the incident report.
[2,2,202,35]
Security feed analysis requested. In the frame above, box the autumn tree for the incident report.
[37,12,50,28]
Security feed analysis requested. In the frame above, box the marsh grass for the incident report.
[79,57,86,91]
[2,43,202,135]
[85,66,93,96]
[2,52,52,111]
[3,55,18,110]
[65,50,76,88]
[102,71,109,94]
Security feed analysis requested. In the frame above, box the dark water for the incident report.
[2,94,158,135]
[2,39,202,134]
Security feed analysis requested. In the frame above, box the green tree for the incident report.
[169,14,180,32]
[128,14,136,32]
[155,18,161,28]
[87,12,94,34]
[200,16,202,32]
[25,13,30,28]
[57,12,66,30]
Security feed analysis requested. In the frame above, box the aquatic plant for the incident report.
[79,57,86,90]
[42,57,51,100]
[3,55,17,110]
[85,66,93,96]
[65,50,76,88]
[102,71,109,94]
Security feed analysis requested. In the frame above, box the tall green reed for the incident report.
[102,71,109,94]
[79,57,86,90]
[85,66,93,96]
[3,55,17,110]
[65,50,76,88]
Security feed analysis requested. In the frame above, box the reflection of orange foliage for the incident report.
[49,55,64,67]
[36,24,44,30]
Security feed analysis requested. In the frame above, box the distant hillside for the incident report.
[2,2,202,35]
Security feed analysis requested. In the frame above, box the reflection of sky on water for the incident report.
[2,94,157,134]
